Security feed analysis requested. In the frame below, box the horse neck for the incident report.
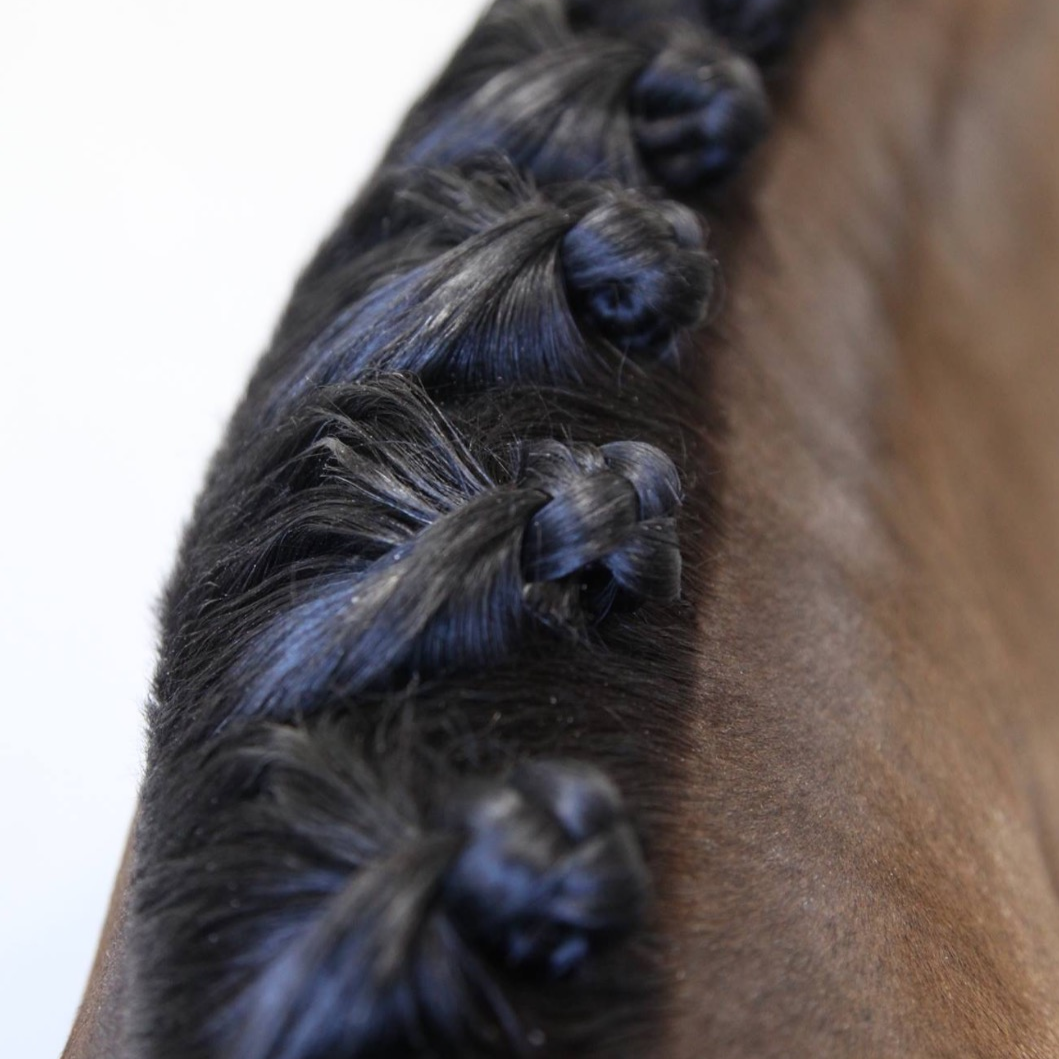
[664,1,1059,1054]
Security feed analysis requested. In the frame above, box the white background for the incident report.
[0,2,486,1054]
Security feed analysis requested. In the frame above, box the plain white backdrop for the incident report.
[0,2,487,1053]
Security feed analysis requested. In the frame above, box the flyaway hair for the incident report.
[155,376,683,736]
[128,1,816,1057]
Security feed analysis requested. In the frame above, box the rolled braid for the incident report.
[385,0,770,189]
[132,719,649,1059]
[245,164,714,423]
[251,0,809,390]
[153,377,682,736]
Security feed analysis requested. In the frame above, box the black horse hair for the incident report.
[386,0,772,190]
[128,1,815,1056]
[247,163,716,421]
[153,375,684,742]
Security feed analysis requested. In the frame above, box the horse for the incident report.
[63,1,1059,1056]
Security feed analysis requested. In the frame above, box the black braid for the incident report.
[245,165,715,422]
[154,377,681,737]
[387,0,771,189]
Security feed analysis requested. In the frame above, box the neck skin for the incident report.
[665,1,1059,1055]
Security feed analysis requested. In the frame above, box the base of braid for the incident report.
[631,37,770,189]
[520,439,683,611]
[130,720,650,1059]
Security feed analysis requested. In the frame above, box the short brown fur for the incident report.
[662,0,1059,1054]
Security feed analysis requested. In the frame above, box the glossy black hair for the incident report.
[128,1,814,1056]
[155,375,684,737]
[249,165,716,419]
[387,0,772,190]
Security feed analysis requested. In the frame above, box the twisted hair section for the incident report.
[246,164,715,422]
[154,377,682,739]
[131,0,816,1056]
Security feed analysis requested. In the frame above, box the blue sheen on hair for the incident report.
[252,169,714,422]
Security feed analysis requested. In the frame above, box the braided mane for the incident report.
[129,1,816,1056]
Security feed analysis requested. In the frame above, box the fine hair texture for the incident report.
[129,1,815,1057]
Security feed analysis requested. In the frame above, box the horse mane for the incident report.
[124,2,818,1056]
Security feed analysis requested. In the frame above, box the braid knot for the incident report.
[520,440,683,609]
[444,758,649,979]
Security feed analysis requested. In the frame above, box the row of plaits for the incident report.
[132,3,810,1058]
